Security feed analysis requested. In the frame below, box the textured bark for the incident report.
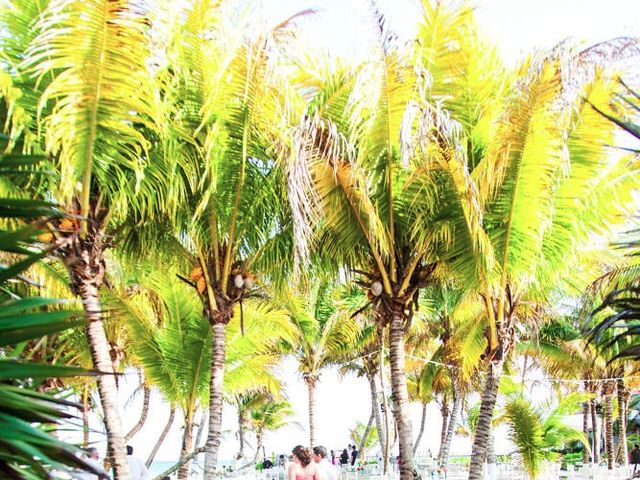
[440,394,461,467]
[195,410,207,450]
[437,400,450,464]
[178,416,194,479]
[359,411,375,459]
[368,373,385,450]
[125,384,150,441]
[306,378,317,447]
[380,347,391,474]
[582,384,591,465]
[60,213,129,480]
[146,406,176,468]
[388,307,414,480]
[204,322,227,476]
[604,381,615,470]
[413,402,427,454]
[238,411,247,456]
[78,278,130,480]
[590,393,600,464]
[617,378,629,466]
[253,431,264,463]
[468,361,503,480]
[82,385,90,448]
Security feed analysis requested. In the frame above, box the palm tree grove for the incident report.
[2,0,640,479]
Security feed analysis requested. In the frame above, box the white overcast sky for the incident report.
[76,0,640,466]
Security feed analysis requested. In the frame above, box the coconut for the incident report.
[189,266,203,280]
[196,277,206,293]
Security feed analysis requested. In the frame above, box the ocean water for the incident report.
[149,460,177,476]
[148,459,233,478]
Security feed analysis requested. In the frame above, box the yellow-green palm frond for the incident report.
[504,399,547,479]
[279,282,360,379]
[226,300,296,356]
[25,0,155,220]
[404,101,494,288]
[477,54,567,293]
[448,296,487,384]
[291,112,390,282]
[249,399,296,433]
[415,0,506,162]
[532,76,640,298]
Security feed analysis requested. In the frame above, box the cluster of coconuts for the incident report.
[189,266,254,294]
[231,268,254,290]
[37,217,78,243]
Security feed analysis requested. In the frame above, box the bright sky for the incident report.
[76,0,640,468]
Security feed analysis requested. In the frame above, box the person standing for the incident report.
[313,446,337,480]
[350,445,359,466]
[288,445,318,480]
[630,444,640,473]
[126,445,149,480]
[339,448,349,467]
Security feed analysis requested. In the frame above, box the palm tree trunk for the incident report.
[440,394,461,467]
[368,373,385,451]
[146,406,176,468]
[195,410,207,449]
[78,276,130,480]
[178,416,194,480]
[125,384,150,441]
[468,360,503,480]
[590,393,600,464]
[254,431,264,463]
[413,402,427,454]
[82,384,90,448]
[359,411,375,459]
[306,377,317,447]
[389,308,414,480]
[437,399,449,464]
[582,383,591,465]
[380,347,391,474]
[238,411,247,456]
[618,378,629,466]
[204,322,227,476]
[604,381,615,470]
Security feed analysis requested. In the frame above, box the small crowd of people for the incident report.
[266,443,359,474]
[332,444,359,467]
[284,445,344,480]
[73,445,158,480]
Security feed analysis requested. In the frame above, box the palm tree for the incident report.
[517,318,609,465]
[0,142,99,479]
[249,399,296,463]
[281,282,358,446]
[287,6,497,475]
[20,1,167,475]
[119,272,291,479]
[140,4,307,473]
[232,393,270,462]
[504,393,590,480]
[337,287,388,458]
[349,420,379,461]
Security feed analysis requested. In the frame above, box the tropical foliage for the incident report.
[0,143,95,479]
[1,1,639,480]
[504,393,590,480]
